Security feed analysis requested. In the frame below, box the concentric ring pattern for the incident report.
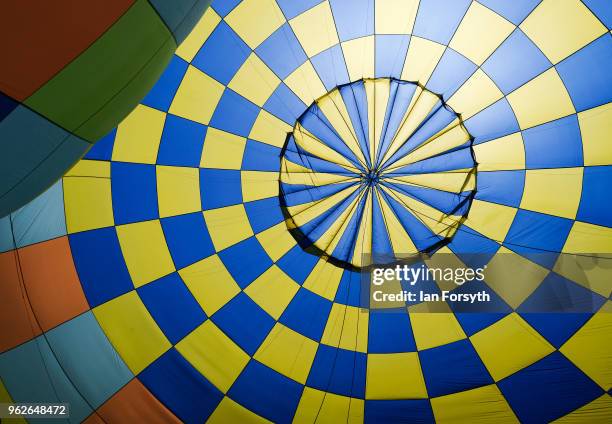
[1,1,611,423]
[281,78,475,267]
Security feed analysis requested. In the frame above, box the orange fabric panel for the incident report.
[0,0,135,100]
[91,379,181,424]
[17,236,89,331]
[0,250,41,352]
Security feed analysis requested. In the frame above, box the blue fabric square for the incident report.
[200,169,242,210]
[465,98,520,144]
[255,24,307,79]
[161,212,215,269]
[311,44,350,91]
[557,34,612,112]
[111,162,158,225]
[276,0,323,19]
[521,312,592,348]
[280,289,332,341]
[329,0,374,41]
[475,170,525,208]
[192,21,250,84]
[334,269,365,307]
[504,209,573,267]
[210,0,241,16]
[157,114,206,167]
[375,35,411,79]
[523,115,583,168]
[368,310,416,353]
[244,197,284,233]
[219,236,273,288]
[427,48,477,98]
[477,0,540,25]
[413,0,471,44]
[518,272,606,313]
[577,165,612,227]
[142,56,189,111]
[139,348,223,423]
[138,273,206,344]
[210,89,260,136]
[482,29,551,94]
[306,345,366,398]
[241,140,281,171]
[419,339,493,397]
[69,227,133,307]
[228,360,303,424]
[212,293,275,355]
[582,0,612,29]
[277,244,319,284]
[365,399,434,424]
[263,82,307,125]
[498,352,603,424]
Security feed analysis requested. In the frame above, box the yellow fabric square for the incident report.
[578,103,612,166]
[321,303,368,353]
[562,221,612,254]
[470,313,554,381]
[241,171,278,202]
[555,394,612,423]
[176,320,249,393]
[63,176,113,234]
[255,222,296,261]
[65,159,110,178]
[431,384,518,423]
[225,0,285,49]
[366,352,427,399]
[294,388,364,424]
[116,220,175,287]
[507,68,575,129]
[112,105,165,164]
[342,36,375,81]
[254,323,318,384]
[484,247,549,309]
[409,309,466,350]
[179,255,240,315]
[447,69,503,119]
[375,0,419,34]
[244,265,299,319]
[289,1,339,56]
[207,397,269,424]
[93,291,171,374]
[203,205,254,251]
[229,53,280,106]
[249,110,293,148]
[474,132,525,171]
[303,258,344,300]
[176,7,221,61]
[169,66,224,125]
[284,60,327,105]
[553,249,611,297]
[520,167,583,219]
[449,1,514,65]
[560,301,612,390]
[156,166,201,218]
[401,36,446,84]
[520,0,606,63]
[200,127,246,169]
[465,199,517,242]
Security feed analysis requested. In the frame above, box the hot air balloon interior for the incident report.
[0,0,611,423]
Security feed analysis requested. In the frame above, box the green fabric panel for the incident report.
[24,0,176,142]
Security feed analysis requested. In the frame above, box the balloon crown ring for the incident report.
[279,78,477,270]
